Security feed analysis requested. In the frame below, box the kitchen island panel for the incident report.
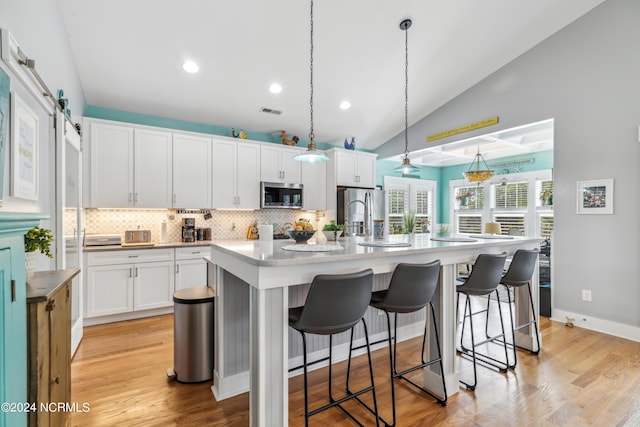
[209,236,541,427]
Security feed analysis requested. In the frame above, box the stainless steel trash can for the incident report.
[173,286,215,383]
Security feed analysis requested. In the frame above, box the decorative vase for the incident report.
[25,251,36,278]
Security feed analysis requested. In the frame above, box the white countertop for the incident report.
[209,234,541,267]
[83,241,212,252]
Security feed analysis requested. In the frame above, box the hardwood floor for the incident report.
[71,312,640,426]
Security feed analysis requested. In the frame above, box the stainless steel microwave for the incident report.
[261,182,303,209]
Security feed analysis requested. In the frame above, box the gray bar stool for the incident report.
[289,268,379,427]
[485,249,541,369]
[456,253,508,391]
[352,260,447,427]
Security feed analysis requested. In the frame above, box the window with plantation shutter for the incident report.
[414,188,432,233]
[457,214,482,234]
[537,179,553,207]
[539,214,554,238]
[387,188,408,234]
[384,177,436,234]
[450,169,553,238]
[455,186,484,210]
[493,214,526,235]
[495,182,528,209]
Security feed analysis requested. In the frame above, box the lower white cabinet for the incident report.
[85,249,174,318]
[175,247,209,291]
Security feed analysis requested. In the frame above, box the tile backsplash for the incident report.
[83,208,326,242]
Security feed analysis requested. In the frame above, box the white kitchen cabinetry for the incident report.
[332,149,377,188]
[85,249,174,319]
[260,145,301,184]
[89,121,173,208]
[301,161,327,210]
[173,134,212,208]
[212,138,260,209]
[134,129,173,208]
[90,122,134,207]
[175,247,209,291]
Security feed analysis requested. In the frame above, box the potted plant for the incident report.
[403,211,416,234]
[24,226,54,277]
[322,220,344,241]
[456,190,472,208]
[540,189,553,206]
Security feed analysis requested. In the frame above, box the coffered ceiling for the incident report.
[58,0,604,152]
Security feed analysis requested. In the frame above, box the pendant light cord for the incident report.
[404,22,409,156]
[309,0,315,143]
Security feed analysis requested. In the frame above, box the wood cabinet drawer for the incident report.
[87,248,174,266]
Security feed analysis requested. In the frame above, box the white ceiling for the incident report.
[387,119,554,167]
[58,0,604,152]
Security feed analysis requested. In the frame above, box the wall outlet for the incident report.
[581,289,592,302]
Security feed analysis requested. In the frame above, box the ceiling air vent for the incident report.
[259,107,282,115]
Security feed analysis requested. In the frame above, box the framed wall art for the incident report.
[576,179,613,215]
[11,92,39,201]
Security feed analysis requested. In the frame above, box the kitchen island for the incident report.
[208,234,541,427]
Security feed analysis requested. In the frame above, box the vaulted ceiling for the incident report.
[59,0,604,152]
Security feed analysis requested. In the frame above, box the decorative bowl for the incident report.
[321,230,343,241]
[287,230,316,243]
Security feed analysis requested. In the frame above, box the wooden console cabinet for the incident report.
[26,269,80,427]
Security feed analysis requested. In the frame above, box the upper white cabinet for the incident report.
[90,122,134,207]
[134,129,173,208]
[301,161,326,210]
[173,134,212,208]
[260,145,301,184]
[331,149,377,188]
[212,139,260,209]
[89,121,173,208]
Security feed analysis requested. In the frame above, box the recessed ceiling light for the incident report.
[182,61,199,74]
[339,101,351,110]
[269,83,283,94]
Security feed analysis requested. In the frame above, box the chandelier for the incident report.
[463,147,494,182]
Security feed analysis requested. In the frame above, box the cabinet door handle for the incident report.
[11,279,15,302]
[52,375,60,384]
[134,193,139,203]
[129,192,133,203]
[135,268,138,277]
[129,268,132,278]
[176,264,180,274]
[173,194,176,204]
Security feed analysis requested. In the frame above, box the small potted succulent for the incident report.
[322,221,344,241]
[24,226,54,277]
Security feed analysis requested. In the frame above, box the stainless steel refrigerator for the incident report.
[337,187,385,237]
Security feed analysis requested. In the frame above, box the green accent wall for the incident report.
[377,150,553,225]
[84,105,337,150]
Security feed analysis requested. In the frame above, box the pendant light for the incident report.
[393,19,420,174]
[295,0,329,163]
[462,146,495,182]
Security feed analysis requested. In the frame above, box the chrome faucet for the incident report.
[347,194,371,237]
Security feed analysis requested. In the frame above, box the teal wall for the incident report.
[377,150,553,225]
[439,150,553,223]
[84,105,337,150]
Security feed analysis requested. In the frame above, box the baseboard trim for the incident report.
[551,309,640,342]
[83,307,173,326]
[212,371,250,401]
